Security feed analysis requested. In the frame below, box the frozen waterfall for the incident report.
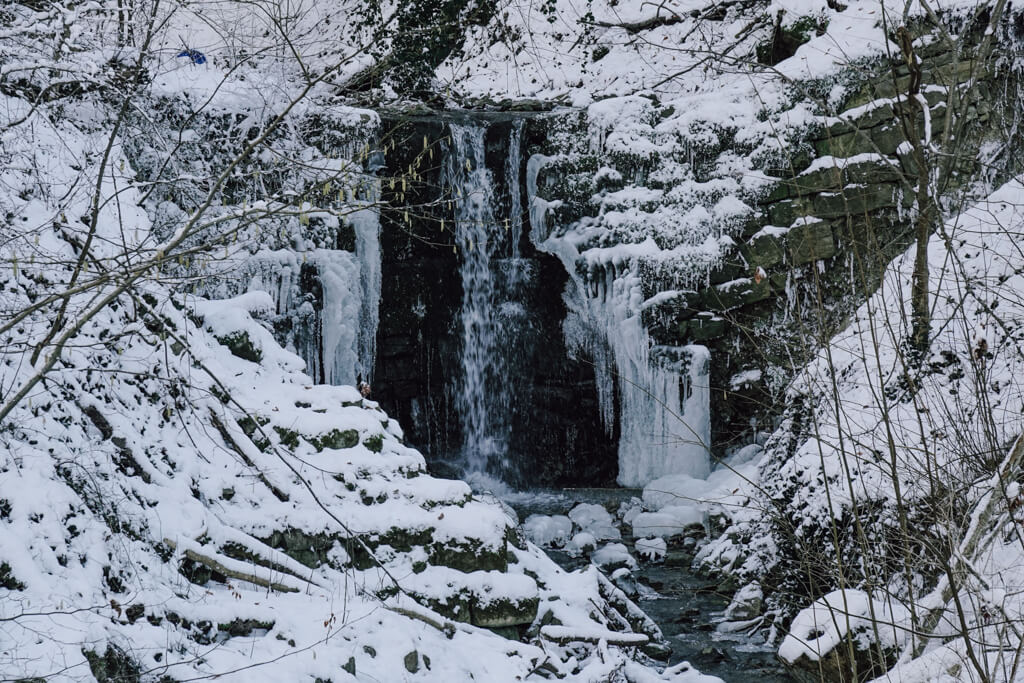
[352,181,382,383]
[526,154,712,487]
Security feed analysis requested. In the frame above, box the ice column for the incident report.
[352,180,382,383]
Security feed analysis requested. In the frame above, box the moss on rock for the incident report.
[215,331,262,363]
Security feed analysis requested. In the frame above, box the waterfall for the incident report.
[526,154,712,486]
[446,121,527,478]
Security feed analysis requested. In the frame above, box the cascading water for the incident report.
[445,120,529,478]
[448,123,504,475]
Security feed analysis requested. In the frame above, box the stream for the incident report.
[499,488,794,683]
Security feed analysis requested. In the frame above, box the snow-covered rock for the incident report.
[522,514,573,548]
[568,503,620,541]
[636,537,667,562]
[592,542,637,571]
[565,531,597,557]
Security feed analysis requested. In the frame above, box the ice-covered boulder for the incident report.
[631,506,705,539]
[592,542,637,571]
[635,537,667,562]
[522,514,573,548]
[568,503,620,540]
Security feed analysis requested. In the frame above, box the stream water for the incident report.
[500,488,794,683]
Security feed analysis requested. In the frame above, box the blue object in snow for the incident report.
[176,49,206,65]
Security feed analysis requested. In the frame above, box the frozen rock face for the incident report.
[371,111,718,488]
[521,26,1024,469]
[202,248,368,386]
[129,101,384,389]
[528,120,715,486]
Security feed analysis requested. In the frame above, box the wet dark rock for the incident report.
[403,650,419,673]
[783,635,897,683]
[641,640,673,661]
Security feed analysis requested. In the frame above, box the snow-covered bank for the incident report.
[0,280,674,680]
[697,178,1024,678]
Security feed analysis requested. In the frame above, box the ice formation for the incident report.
[352,183,382,383]
[528,152,713,486]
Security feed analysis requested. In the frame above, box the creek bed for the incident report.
[499,488,793,683]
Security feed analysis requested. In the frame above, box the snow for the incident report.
[779,589,910,664]
[541,624,649,644]
[729,369,763,390]
[566,531,598,557]
[592,543,638,570]
[639,448,761,530]
[626,660,726,683]
[0,9,686,679]
[799,152,894,175]
[12,0,1021,676]
[523,514,573,547]
[691,175,1024,675]
[568,503,620,541]
[632,508,705,539]
[723,582,764,622]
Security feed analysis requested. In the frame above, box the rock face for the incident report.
[124,26,1019,494]
[527,27,1024,462]
[371,112,618,487]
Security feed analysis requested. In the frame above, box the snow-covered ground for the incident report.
[8,0,1024,679]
